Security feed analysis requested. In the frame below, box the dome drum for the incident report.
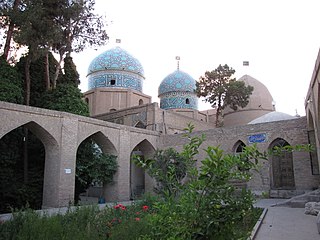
[88,71,143,91]
[160,92,198,110]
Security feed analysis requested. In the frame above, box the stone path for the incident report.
[253,199,319,240]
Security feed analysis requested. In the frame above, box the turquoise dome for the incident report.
[158,70,196,95]
[158,70,198,110]
[87,47,145,92]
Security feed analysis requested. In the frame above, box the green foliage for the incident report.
[1,0,108,59]
[0,202,155,240]
[61,56,80,86]
[75,140,118,202]
[39,83,89,116]
[0,206,108,240]
[16,53,60,106]
[0,56,23,103]
[133,148,188,198]
[133,123,205,199]
[0,128,45,214]
[197,64,254,126]
[225,80,254,111]
[270,143,314,156]
[134,124,262,239]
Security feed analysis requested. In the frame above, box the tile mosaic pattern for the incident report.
[87,47,144,92]
[158,70,196,95]
[159,70,198,110]
[160,92,198,110]
[88,71,143,91]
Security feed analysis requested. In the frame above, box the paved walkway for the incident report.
[253,199,319,240]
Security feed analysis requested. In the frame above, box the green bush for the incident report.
[133,123,264,239]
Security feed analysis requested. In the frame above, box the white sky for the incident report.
[74,0,320,116]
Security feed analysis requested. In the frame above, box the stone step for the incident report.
[307,195,320,202]
[290,200,307,208]
[270,189,305,199]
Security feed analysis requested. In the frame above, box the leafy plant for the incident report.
[133,148,187,199]
[134,123,263,239]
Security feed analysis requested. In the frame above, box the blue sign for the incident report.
[248,133,267,144]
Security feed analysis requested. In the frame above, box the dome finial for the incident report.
[176,56,180,70]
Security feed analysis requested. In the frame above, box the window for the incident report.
[186,98,190,104]
[139,99,144,105]
[110,79,116,85]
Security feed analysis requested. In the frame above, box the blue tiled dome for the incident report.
[158,70,196,96]
[87,47,145,92]
[158,70,198,110]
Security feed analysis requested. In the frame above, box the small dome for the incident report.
[158,69,198,110]
[87,47,145,92]
[158,70,196,96]
[248,112,298,124]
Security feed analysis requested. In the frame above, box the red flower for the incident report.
[135,217,140,221]
[142,205,149,211]
[136,211,140,215]
[114,203,125,209]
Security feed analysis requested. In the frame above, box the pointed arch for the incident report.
[130,139,156,199]
[307,109,315,131]
[233,140,246,153]
[269,138,295,189]
[306,110,319,174]
[134,121,146,129]
[75,131,118,202]
[132,139,156,158]
[0,121,60,210]
[318,82,320,125]
[77,131,117,156]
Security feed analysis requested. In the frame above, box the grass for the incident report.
[0,202,263,240]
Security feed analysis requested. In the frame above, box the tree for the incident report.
[1,0,108,102]
[0,0,21,62]
[48,0,109,88]
[0,56,22,103]
[197,64,254,127]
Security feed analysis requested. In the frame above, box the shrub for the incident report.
[133,123,264,239]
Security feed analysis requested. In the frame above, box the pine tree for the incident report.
[197,64,253,127]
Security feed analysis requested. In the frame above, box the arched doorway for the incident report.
[269,138,295,189]
[234,140,246,154]
[0,121,58,213]
[76,131,117,204]
[130,139,155,199]
[232,140,247,189]
[307,110,319,175]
